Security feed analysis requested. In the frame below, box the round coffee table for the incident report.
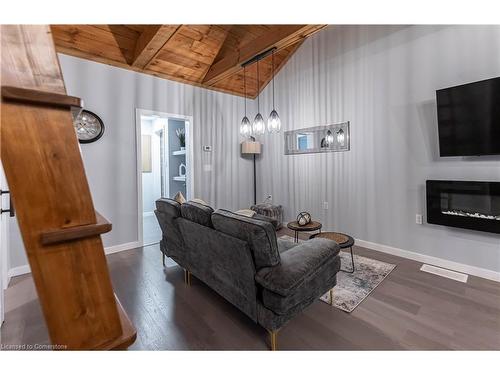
[287,221,322,243]
[310,232,355,273]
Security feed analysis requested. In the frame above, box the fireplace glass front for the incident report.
[426,180,500,234]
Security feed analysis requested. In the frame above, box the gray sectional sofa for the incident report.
[154,198,341,350]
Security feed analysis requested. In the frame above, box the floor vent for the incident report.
[420,264,468,283]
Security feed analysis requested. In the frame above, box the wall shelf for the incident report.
[173,176,186,182]
[172,149,186,156]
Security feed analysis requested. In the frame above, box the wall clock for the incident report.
[73,110,105,144]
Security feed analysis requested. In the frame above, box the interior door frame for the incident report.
[135,108,194,247]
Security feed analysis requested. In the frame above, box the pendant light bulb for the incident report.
[253,113,265,135]
[240,116,252,138]
[267,109,281,133]
[267,50,281,133]
[252,59,265,135]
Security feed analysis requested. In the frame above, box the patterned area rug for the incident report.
[280,235,396,313]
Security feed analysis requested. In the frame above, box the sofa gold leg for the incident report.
[184,269,192,286]
[329,289,334,306]
[268,330,278,351]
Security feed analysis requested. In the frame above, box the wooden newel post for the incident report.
[1,25,136,350]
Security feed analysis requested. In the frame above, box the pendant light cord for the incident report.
[272,50,275,110]
[257,60,260,112]
[243,66,247,116]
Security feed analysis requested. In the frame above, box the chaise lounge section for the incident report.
[155,198,341,350]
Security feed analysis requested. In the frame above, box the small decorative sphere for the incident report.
[296,212,312,226]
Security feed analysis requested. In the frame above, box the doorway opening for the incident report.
[136,109,193,246]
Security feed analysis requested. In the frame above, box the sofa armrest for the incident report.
[255,238,340,297]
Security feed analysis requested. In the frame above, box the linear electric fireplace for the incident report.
[426,180,500,234]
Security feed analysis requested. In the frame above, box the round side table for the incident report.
[287,221,322,243]
[310,232,355,273]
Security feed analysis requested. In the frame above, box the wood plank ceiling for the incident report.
[50,25,326,98]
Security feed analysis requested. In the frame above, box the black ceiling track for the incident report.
[241,47,277,68]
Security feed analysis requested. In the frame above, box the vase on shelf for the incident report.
[180,146,185,151]
[179,163,186,177]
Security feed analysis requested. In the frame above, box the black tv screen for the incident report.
[436,77,500,156]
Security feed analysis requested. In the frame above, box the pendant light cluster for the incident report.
[240,49,281,138]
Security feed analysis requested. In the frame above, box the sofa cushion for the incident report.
[234,209,256,217]
[181,201,214,228]
[255,238,341,315]
[277,237,298,254]
[156,198,181,217]
[212,209,280,269]
[155,198,184,264]
[191,198,208,206]
[253,213,279,230]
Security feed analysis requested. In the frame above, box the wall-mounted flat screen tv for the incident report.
[436,77,500,156]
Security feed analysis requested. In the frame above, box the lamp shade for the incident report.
[241,141,261,155]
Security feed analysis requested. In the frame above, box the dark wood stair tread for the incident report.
[40,211,112,245]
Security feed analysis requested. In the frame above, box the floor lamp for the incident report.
[241,138,261,205]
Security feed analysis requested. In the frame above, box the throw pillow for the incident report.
[235,209,256,218]
[173,191,186,204]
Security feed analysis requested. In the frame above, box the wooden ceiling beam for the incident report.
[131,25,181,69]
[202,25,326,86]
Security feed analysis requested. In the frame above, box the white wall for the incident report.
[257,25,500,273]
[8,53,256,269]
[8,26,500,278]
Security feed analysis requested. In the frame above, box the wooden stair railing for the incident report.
[1,25,136,349]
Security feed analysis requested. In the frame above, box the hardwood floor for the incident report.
[1,230,500,350]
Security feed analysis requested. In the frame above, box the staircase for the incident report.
[1,25,136,350]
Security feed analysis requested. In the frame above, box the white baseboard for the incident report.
[104,241,142,255]
[8,264,31,278]
[355,238,500,282]
[7,241,142,279]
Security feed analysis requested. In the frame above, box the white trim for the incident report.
[355,238,500,282]
[8,264,31,278]
[7,241,143,278]
[104,241,142,255]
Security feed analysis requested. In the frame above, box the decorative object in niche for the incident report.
[296,212,312,226]
[179,163,186,177]
[285,121,350,155]
[176,128,186,150]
